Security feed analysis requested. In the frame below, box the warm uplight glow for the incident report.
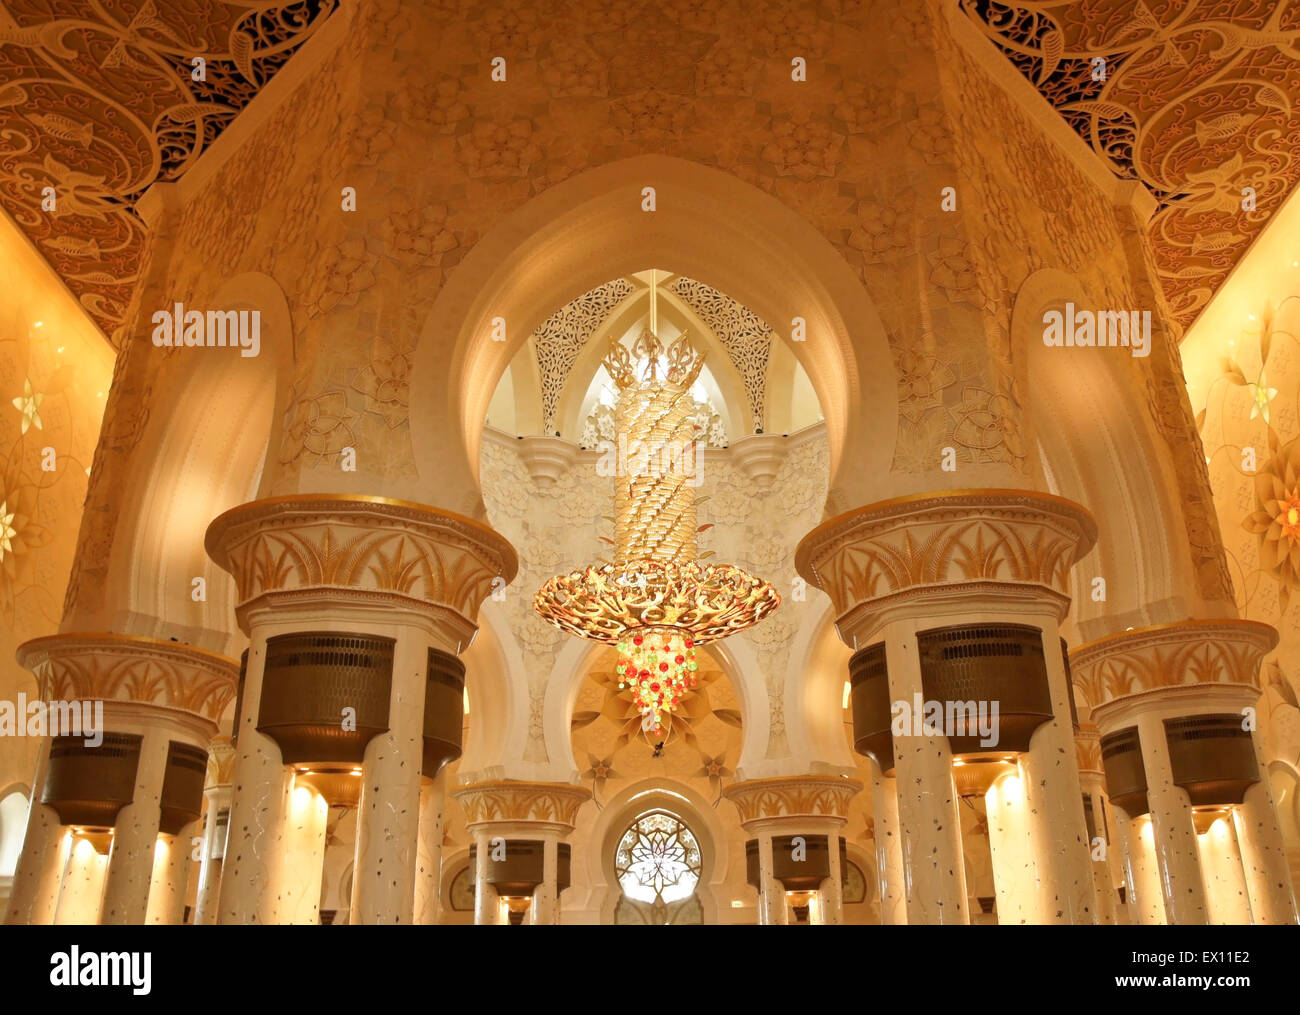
[535,327,779,737]
[842,680,851,709]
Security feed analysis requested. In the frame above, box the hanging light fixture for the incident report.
[534,273,780,739]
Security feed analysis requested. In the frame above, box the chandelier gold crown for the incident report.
[534,324,780,737]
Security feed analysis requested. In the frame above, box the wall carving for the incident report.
[961,0,1300,328]
[533,278,635,435]
[668,275,774,433]
[0,0,339,338]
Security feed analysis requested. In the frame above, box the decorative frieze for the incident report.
[1070,619,1278,713]
[453,781,591,831]
[17,633,239,724]
[723,775,862,827]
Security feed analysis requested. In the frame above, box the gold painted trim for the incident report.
[1071,618,1278,660]
[795,487,1097,577]
[205,492,519,581]
[17,631,240,671]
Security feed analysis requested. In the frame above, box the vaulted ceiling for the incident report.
[2,1,1298,343]
[961,0,1300,329]
[0,0,336,340]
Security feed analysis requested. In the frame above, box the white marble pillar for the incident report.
[3,738,65,925]
[279,782,328,924]
[756,833,787,925]
[193,783,231,925]
[821,835,844,925]
[144,830,192,925]
[1136,712,1208,924]
[1082,783,1118,925]
[53,835,105,925]
[885,623,968,924]
[531,835,559,925]
[1018,623,1097,924]
[1234,734,1299,924]
[414,774,446,925]
[218,635,292,925]
[869,761,906,925]
[1198,816,1253,925]
[472,827,500,926]
[985,770,1036,923]
[350,631,428,925]
[1122,815,1167,925]
[101,728,170,924]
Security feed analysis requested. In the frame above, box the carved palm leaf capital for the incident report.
[205,494,518,622]
[16,632,239,723]
[795,488,1097,615]
[1070,618,1278,713]
[452,780,591,830]
[723,775,863,827]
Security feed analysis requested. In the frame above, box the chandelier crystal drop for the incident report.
[535,279,780,740]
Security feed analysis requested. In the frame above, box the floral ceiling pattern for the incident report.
[0,0,338,341]
[961,0,1300,329]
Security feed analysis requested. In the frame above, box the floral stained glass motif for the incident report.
[615,810,702,909]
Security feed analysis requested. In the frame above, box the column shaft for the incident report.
[870,762,906,925]
[350,631,428,925]
[3,738,65,925]
[414,774,446,925]
[885,623,968,924]
[101,727,170,924]
[1137,713,1208,924]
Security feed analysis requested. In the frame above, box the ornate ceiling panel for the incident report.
[961,0,1300,328]
[0,0,337,341]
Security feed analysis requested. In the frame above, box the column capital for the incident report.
[795,489,1096,643]
[1071,618,1277,715]
[204,494,518,641]
[723,775,863,830]
[205,735,238,788]
[16,632,239,729]
[1076,722,1103,778]
[452,780,590,834]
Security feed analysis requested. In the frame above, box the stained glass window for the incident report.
[615,810,702,906]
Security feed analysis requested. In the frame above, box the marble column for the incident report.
[1198,816,1252,925]
[1076,621,1281,925]
[206,495,517,928]
[53,834,105,925]
[869,761,906,925]
[1021,622,1097,924]
[885,624,969,925]
[414,773,446,924]
[1117,814,1166,925]
[144,829,194,925]
[796,490,1097,926]
[3,738,65,925]
[193,738,235,926]
[822,830,845,925]
[280,781,328,924]
[216,634,291,925]
[985,770,1036,924]
[14,634,236,927]
[1234,731,1300,924]
[723,776,861,927]
[453,781,590,927]
[351,631,428,925]
[471,827,501,926]
[530,834,559,925]
[1136,711,1208,924]
[101,727,170,924]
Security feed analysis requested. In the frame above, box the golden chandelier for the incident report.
[534,295,780,738]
